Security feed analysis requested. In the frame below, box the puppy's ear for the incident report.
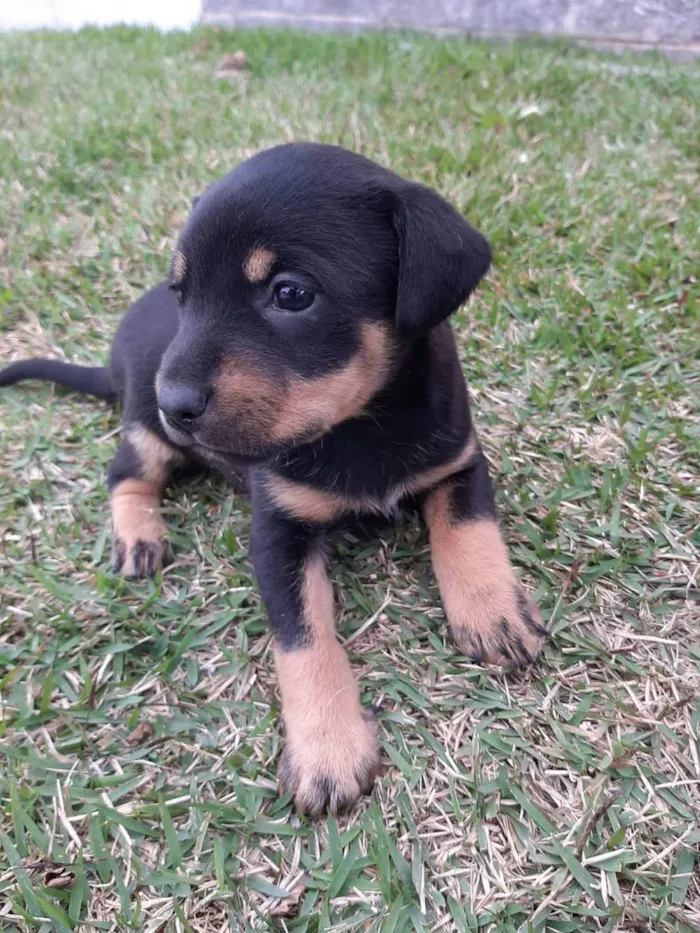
[191,195,201,209]
[393,184,491,334]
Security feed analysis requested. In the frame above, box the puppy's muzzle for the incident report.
[157,381,210,434]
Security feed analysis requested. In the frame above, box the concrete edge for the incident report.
[200,10,700,59]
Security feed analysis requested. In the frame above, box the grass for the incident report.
[0,22,698,933]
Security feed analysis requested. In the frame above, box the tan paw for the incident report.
[279,707,380,818]
[450,581,547,668]
[110,479,168,579]
[111,534,168,578]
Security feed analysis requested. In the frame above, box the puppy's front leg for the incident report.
[107,423,182,578]
[425,447,547,667]
[251,496,380,816]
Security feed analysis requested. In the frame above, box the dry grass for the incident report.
[0,24,699,933]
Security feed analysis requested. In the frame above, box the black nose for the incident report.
[158,383,209,432]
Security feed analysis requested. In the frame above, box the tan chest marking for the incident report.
[266,432,479,523]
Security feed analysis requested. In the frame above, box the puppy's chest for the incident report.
[264,436,476,525]
[265,472,413,525]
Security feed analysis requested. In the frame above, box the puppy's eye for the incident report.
[273,282,314,312]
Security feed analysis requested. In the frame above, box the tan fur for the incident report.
[126,424,182,485]
[275,553,380,815]
[213,323,393,453]
[266,433,479,524]
[243,247,276,284]
[426,491,545,665]
[275,323,392,440]
[213,358,281,444]
[171,249,187,285]
[110,478,168,577]
[265,477,347,523]
[215,357,281,413]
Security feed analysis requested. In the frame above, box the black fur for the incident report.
[0,358,115,400]
[249,482,326,652]
[447,452,498,523]
[392,182,491,334]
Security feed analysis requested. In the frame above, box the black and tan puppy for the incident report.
[0,143,547,815]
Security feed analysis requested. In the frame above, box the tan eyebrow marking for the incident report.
[243,247,276,284]
[171,249,187,285]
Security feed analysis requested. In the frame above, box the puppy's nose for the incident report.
[158,383,209,432]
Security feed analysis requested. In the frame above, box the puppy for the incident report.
[0,143,547,816]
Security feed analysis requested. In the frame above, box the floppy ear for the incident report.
[393,184,492,334]
[191,195,201,209]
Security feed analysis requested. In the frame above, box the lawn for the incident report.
[0,23,698,933]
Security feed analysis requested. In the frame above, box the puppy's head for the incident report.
[156,143,491,463]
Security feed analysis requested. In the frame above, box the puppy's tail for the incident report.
[0,359,116,401]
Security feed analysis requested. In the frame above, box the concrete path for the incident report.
[202,0,700,58]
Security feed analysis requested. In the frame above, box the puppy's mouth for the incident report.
[158,409,324,464]
[158,410,261,460]
[158,410,196,447]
